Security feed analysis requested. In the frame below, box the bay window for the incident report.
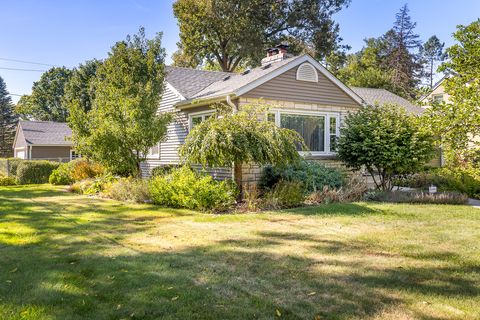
[268,110,340,154]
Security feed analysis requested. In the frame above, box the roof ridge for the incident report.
[20,120,67,124]
[166,65,231,75]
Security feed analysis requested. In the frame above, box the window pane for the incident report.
[280,114,325,152]
[191,116,202,128]
[329,117,338,151]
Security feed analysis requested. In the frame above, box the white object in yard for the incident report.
[428,185,437,194]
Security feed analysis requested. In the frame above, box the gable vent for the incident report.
[296,63,318,82]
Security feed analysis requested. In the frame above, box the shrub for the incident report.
[149,166,237,211]
[49,162,74,185]
[396,167,480,198]
[68,174,116,195]
[0,175,16,186]
[16,161,60,184]
[306,173,368,204]
[259,161,344,194]
[71,159,104,181]
[262,180,305,209]
[151,165,179,177]
[105,178,150,203]
[364,190,468,205]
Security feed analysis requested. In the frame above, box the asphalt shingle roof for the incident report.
[165,66,230,99]
[19,121,72,145]
[351,87,425,114]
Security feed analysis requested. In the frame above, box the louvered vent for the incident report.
[296,63,318,82]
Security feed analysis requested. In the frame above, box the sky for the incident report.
[1,0,479,103]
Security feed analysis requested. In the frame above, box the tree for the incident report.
[15,67,72,121]
[179,103,304,190]
[172,0,350,72]
[64,59,102,114]
[68,28,172,176]
[337,104,435,190]
[0,76,18,157]
[429,20,480,164]
[421,35,445,88]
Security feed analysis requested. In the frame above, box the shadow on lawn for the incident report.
[0,188,478,319]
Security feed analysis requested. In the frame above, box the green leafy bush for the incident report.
[364,190,468,205]
[149,166,237,211]
[0,175,16,186]
[71,159,104,181]
[396,167,480,198]
[259,161,344,194]
[151,165,179,177]
[262,180,305,209]
[105,178,150,203]
[68,174,116,195]
[16,161,60,184]
[49,162,74,185]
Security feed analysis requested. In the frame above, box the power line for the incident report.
[7,93,24,97]
[0,67,46,72]
[0,57,56,67]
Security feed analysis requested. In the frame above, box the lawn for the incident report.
[0,185,479,320]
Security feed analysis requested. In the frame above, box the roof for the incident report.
[165,66,230,99]
[167,54,364,106]
[419,75,448,102]
[18,120,72,145]
[351,87,425,114]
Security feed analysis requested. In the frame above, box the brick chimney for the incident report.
[261,44,293,65]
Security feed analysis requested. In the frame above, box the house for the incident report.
[142,46,426,186]
[13,120,78,162]
[420,76,449,105]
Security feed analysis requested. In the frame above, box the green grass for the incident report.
[0,185,479,320]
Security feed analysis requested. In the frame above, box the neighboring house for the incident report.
[13,120,78,162]
[142,46,427,185]
[420,76,450,105]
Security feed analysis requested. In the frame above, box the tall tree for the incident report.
[0,76,18,157]
[429,19,480,164]
[68,28,172,176]
[421,35,445,88]
[382,4,422,98]
[172,0,350,72]
[15,67,72,121]
[64,59,102,114]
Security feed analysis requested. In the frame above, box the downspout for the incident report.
[226,95,237,113]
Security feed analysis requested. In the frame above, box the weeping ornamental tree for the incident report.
[179,104,304,189]
[337,104,435,190]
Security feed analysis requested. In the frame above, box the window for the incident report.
[189,112,214,131]
[269,110,339,154]
[296,63,318,82]
[432,94,444,103]
[70,150,81,160]
[148,144,160,157]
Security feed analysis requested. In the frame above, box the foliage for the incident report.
[64,59,101,114]
[71,159,104,181]
[0,76,18,158]
[3,158,24,176]
[172,0,350,71]
[306,173,368,204]
[0,174,16,186]
[16,160,60,184]
[259,161,344,194]
[180,103,303,188]
[49,162,74,185]
[429,19,480,164]
[337,104,435,190]
[151,165,179,177]
[15,67,72,121]
[396,167,480,198]
[337,5,422,99]
[68,174,116,195]
[149,166,237,211]
[364,190,468,205]
[262,180,305,209]
[104,177,150,203]
[421,35,445,88]
[68,28,172,176]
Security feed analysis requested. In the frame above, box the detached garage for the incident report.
[13,121,78,162]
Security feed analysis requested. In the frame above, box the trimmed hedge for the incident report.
[16,161,60,184]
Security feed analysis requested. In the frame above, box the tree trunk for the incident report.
[233,161,243,200]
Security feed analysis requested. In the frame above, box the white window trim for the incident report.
[296,62,319,82]
[269,109,340,156]
[188,110,215,131]
[147,143,160,159]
